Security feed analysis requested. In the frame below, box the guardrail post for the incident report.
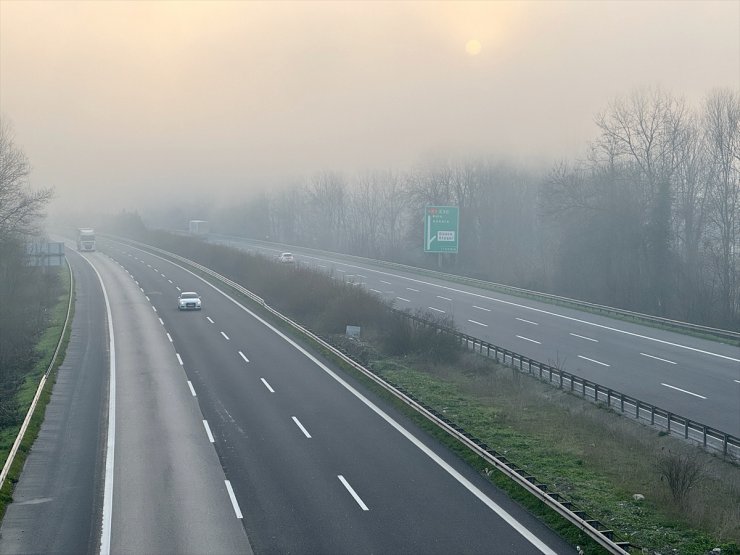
[702,426,707,448]
[607,389,612,407]
[635,400,639,419]
[559,371,563,389]
[667,413,672,433]
[685,419,689,439]
[594,384,599,402]
[620,394,624,413]
[650,406,655,425]
[582,380,586,397]
[723,435,728,456]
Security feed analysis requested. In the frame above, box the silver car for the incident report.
[178,291,202,310]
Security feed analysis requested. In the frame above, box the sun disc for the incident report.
[465,39,482,56]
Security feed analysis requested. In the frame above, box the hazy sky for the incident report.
[1,0,738,212]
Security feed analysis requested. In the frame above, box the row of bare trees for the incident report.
[211,87,738,328]
[0,119,55,426]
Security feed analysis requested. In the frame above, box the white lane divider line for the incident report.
[140,287,144,293]
[735,380,740,384]
[338,475,369,511]
[292,416,312,438]
[661,383,707,399]
[473,305,491,312]
[336,269,345,273]
[153,268,158,272]
[578,355,610,367]
[516,335,541,345]
[135,280,139,285]
[437,295,452,301]
[224,480,243,519]
[396,297,410,303]
[176,353,183,366]
[158,318,164,325]
[145,296,150,301]
[202,420,215,443]
[206,316,214,324]
[152,306,157,313]
[221,331,230,341]
[516,318,539,326]
[428,307,445,313]
[570,333,598,343]
[166,333,173,343]
[370,288,382,294]
[239,351,250,363]
[640,353,677,365]
[146,264,151,268]
[187,381,197,396]
[317,264,327,268]
[380,280,391,285]
[261,378,275,393]
[468,319,488,327]
[161,273,166,278]
[406,287,420,292]
[168,279,173,284]
[176,286,181,291]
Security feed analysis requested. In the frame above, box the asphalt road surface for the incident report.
[99,238,573,554]
[209,234,740,436]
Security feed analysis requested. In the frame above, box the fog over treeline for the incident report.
[152,86,739,329]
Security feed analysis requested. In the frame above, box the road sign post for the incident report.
[423,206,459,253]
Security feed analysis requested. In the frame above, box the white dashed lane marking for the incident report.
[406,287,420,292]
[206,316,214,324]
[176,353,183,366]
[570,333,598,343]
[468,319,488,327]
[428,307,445,313]
[221,331,230,341]
[338,475,369,511]
[292,417,312,438]
[578,355,609,367]
[202,420,215,443]
[261,378,275,393]
[187,381,197,396]
[473,305,491,312]
[396,297,410,303]
[516,335,541,345]
[661,383,707,399]
[239,351,250,363]
[640,353,676,365]
[224,481,243,519]
[437,295,452,301]
[516,318,538,325]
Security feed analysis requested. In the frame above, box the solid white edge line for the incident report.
[80,257,115,555]
[516,318,539,326]
[640,353,677,365]
[578,355,610,367]
[292,416,312,438]
[570,333,598,342]
[176,353,183,365]
[188,381,197,396]
[239,351,250,363]
[221,331,230,340]
[119,241,559,554]
[661,383,707,399]
[224,480,243,519]
[260,378,275,393]
[337,475,369,511]
[468,319,488,327]
[202,420,215,443]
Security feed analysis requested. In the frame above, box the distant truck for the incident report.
[77,228,96,251]
[189,220,209,235]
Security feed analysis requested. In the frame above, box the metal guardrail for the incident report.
[0,257,74,491]
[209,233,740,343]
[397,310,740,460]
[109,236,631,554]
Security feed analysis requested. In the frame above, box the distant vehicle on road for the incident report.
[189,220,209,235]
[278,252,295,264]
[77,228,96,251]
[178,291,202,310]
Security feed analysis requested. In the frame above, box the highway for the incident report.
[2,238,576,553]
[99,238,573,553]
[208,235,740,436]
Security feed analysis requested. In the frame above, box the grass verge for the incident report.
[0,263,74,523]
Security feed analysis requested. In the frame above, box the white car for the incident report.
[178,291,202,310]
[278,252,295,263]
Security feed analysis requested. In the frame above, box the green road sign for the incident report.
[424,206,459,253]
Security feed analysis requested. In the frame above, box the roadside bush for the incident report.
[656,448,706,508]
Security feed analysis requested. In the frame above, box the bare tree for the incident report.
[0,120,52,238]
[702,88,740,324]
